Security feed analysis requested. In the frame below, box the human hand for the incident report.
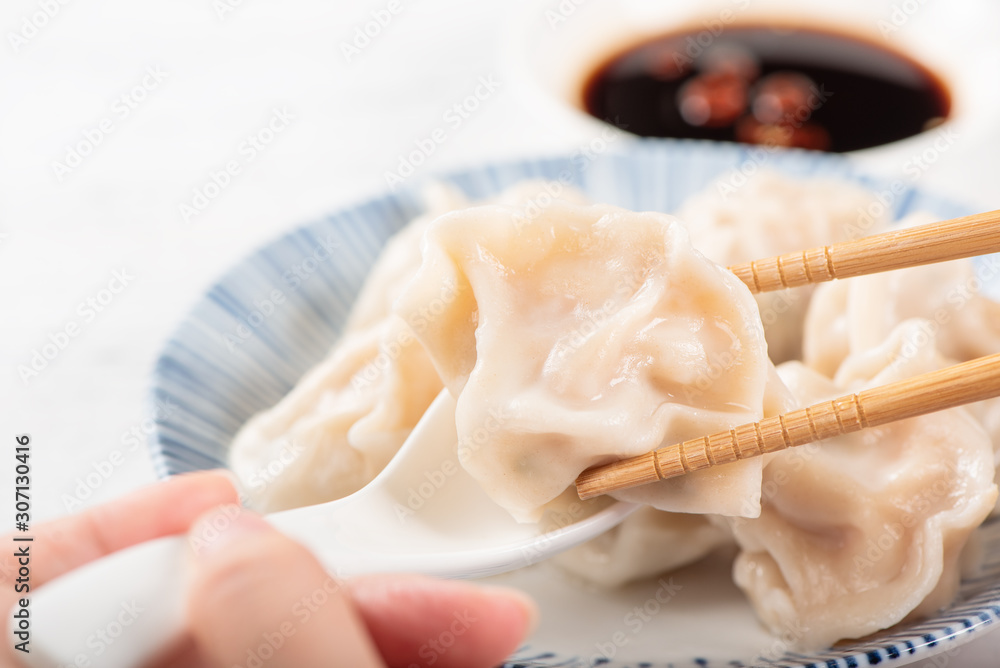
[1,471,537,668]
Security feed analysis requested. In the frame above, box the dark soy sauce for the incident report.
[582,25,950,152]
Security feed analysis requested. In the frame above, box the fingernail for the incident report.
[188,505,270,558]
[172,468,241,489]
[480,585,540,635]
[214,469,245,497]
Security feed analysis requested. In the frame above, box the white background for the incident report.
[2,0,999,664]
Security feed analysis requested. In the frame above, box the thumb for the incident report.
[185,506,384,668]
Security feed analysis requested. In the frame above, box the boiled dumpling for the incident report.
[552,507,730,587]
[679,170,887,264]
[679,171,889,363]
[553,363,796,586]
[227,185,471,511]
[804,212,1000,377]
[802,212,1000,510]
[226,173,1000,647]
[729,319,997,648]
[342,183,472,332]
[229,317,443,512]
[229,182,591,512]
[395,199,775,522]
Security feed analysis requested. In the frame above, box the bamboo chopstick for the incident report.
[575,352,1000,500]
[727,209,1000,294]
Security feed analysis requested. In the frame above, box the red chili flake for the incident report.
[677,72,748,128]
[735,117,831,151]
[751,72,820,126]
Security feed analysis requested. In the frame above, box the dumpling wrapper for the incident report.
[552,506,731,587]
[553,358,792,585]
[804,212,1000,378]
[227,185,469,511]
[803,212,1000,511]
[229,182,591,512]
[679,170,888,363]
[395,200,774,522]
[730,320,997,648]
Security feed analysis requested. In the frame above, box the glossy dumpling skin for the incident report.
[804,213,1000,378]
[730,320,997,648]
[553,507,730,587]
[227,187,469,512]
[679,171,888,363]
[802,212,1000,510]
[554,363,792,585]
[228,182,589,512]
[395,200,773,522]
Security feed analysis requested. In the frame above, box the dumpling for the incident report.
[394,199,776,522]
[678,170,889,363]
[679,170,887,264]
[554,364,794,586]
[729,319,997,648]
[802,212,1000,509]
[228,188,460,512]
[804,212,1000,377]
[228,317,443,512]
[229,182,591,512]
[342,183,472,332]
[552,507,730,587]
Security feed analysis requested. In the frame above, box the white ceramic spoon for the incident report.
[22,390,637,668]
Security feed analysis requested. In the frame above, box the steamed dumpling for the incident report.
[729,320,997,648]
[679,171,889,363]
[395,200,775,522]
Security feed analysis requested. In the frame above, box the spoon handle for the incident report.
[17,390,457,667]
[18,535,187,668]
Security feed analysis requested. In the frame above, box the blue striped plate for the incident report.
[151,139,1000,667]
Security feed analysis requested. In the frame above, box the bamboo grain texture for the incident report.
[576,352,1000,500]
[727,209,1000,293]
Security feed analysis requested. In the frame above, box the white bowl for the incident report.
[500,0,1000,177]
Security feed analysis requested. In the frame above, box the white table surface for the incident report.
[2,0,999,664]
